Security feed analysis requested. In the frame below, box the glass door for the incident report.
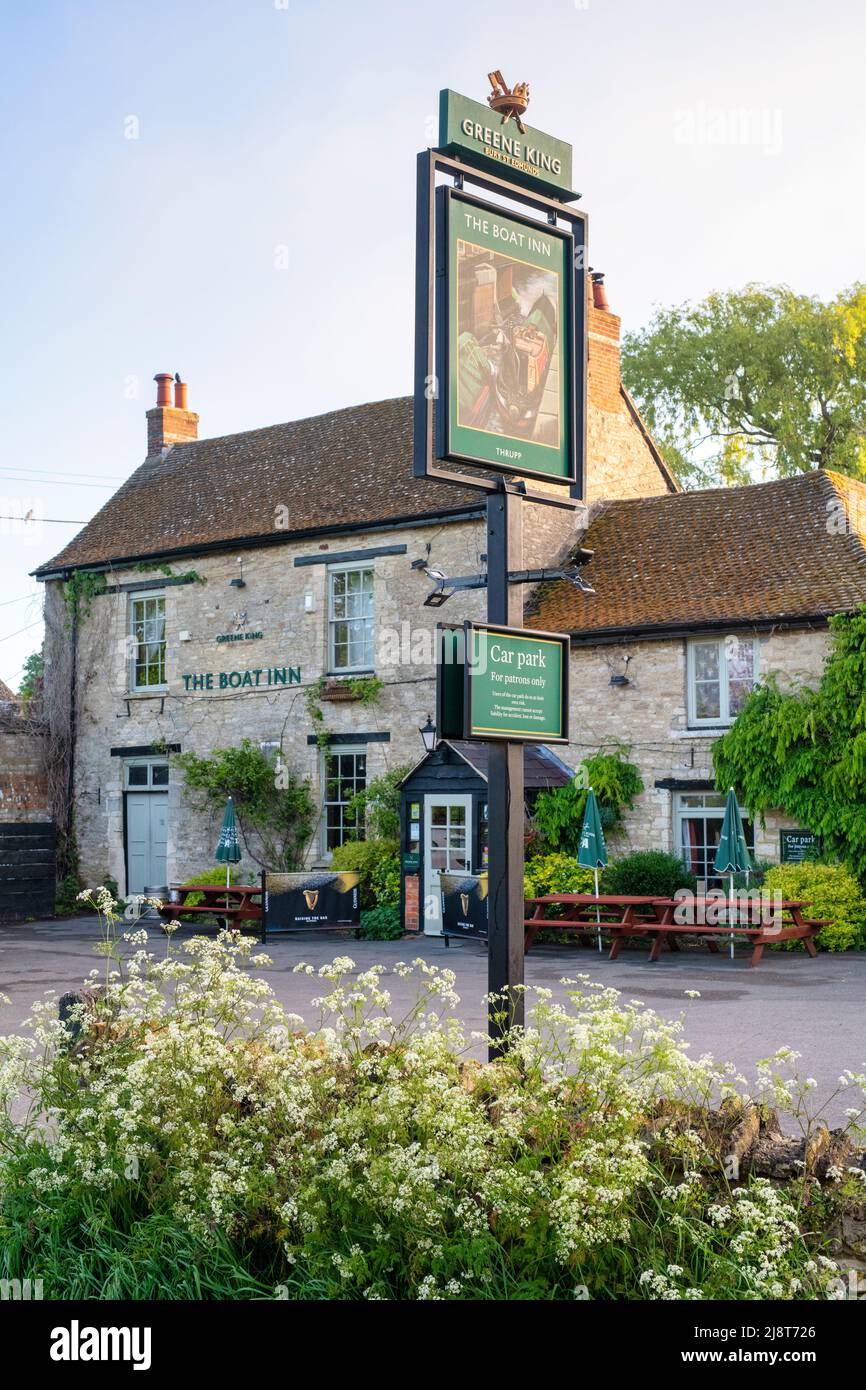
[423,794,472,935]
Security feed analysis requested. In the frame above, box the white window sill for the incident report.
[672,726,733,738]
[127,687,168,699]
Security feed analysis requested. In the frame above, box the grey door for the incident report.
[126,793,168,893]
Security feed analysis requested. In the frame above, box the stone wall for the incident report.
[566,626,831,862]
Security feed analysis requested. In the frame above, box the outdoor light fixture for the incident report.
[609,673,630,687]
[230,556,246,589]
[423,583,453,607]
[419,715,436,752]
[565,570,595,594]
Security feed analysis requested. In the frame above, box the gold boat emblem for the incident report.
[303,889,319,910]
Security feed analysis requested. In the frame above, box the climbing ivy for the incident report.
[713,606,866,881]
[531,747,644,856]
[134,561,206,585]
[304,675,383,751]
[63,570,107,624]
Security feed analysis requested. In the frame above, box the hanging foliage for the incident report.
[713,606,866,881]
[531,748,644,857]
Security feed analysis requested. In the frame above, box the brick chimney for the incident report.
[146,373,199,454]
[586,272,622,413]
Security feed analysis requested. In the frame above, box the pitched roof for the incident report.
[401,740,574,790]
[526,469,866,638]
[0,678,16,702]
[34,397,481,576]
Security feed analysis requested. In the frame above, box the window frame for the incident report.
[129,589,168,693]
[674,790,755,888]
[321,743,367,855]
[123,757,169,791]
[327,562,375,675]
[686,634,758,728]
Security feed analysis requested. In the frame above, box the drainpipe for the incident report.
[65,572,77,867]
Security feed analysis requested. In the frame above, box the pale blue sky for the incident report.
[1,0,864,684]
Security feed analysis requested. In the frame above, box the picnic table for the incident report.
[157,883,264,935]
[523,894,827,967]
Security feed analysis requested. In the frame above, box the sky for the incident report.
[1,0,864,688]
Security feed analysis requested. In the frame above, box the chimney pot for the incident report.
[591,272,610,312]
[174,378,188,410]
[154,373,173,407]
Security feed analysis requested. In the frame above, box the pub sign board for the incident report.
[265,871,360,934]
[440,871,489,941]
[438,89,577,203]
[435,188,576,485]
[464,621,569,743]
[779,830,822,864]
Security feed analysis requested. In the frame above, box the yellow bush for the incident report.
[763,862,866,951]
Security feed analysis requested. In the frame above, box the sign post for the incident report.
[415,75,588,1057]
[486,483,527,1049]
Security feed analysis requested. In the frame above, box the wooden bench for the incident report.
[158,883,264,937]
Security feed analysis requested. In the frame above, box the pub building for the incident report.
[34,284,866,930]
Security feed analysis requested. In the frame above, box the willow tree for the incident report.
[622,284,866,488]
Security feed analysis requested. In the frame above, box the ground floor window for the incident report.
[675,791,754,887]
[323,747,366,851]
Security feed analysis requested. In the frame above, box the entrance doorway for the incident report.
[423,794,472,935]
[675,790,754,889]
[124,759,168,894]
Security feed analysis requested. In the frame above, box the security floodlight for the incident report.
[423,583,453,608]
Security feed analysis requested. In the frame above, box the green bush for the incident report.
[763,862,866,951]
[359,904,404,940]
[180,866,243,917]
[531,750,644,855]
[524,853,596,898]
[331,837,400,909]
[601,851,696,899]
[54,873,84,917]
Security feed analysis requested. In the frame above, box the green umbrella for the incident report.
[215,795,243,889]
[578,788,608,952]
[713,787,751,958]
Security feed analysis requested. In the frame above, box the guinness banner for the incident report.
[265,871,361,935]
[441,872,488,941]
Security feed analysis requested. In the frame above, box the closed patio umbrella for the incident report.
[215,795,243,889]
[578,787,608,952]
[713,787,751,959]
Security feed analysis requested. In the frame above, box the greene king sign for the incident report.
[438,89,576,200]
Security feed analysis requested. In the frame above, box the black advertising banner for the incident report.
[435,188,576,485]
[265,871,360,934]
[440,872,489,941]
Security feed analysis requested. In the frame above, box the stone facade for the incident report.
[567,626,831,863]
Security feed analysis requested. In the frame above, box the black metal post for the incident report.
[485,483,525,1056]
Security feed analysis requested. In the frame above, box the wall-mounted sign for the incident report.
[215,631,263,644]
[780,829,822,864]
[435,189,575,484]
[465,622,569,743]
[438,87,576,201]
[264,871,360,936]
[440,871,488,941]
[181,666,301,691]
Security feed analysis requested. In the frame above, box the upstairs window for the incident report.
[687,636,757,727]
[328,565,374,673]
[131,592,166,690]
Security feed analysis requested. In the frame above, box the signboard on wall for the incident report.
[435,189,575,484]
[440,871,488,941]
[779,830,822,864]
[465,622,569,743]
[264,871,360,934]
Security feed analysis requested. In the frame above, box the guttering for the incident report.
[31,505,486,582]
[564,614,833,647]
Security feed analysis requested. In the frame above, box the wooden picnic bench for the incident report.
[524,894,828,967]
[157,883,264,936]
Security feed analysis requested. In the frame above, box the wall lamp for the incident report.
[419,715,437,752]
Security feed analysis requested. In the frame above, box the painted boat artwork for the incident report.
[456,242,559,445]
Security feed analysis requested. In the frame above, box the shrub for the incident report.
[0,905,855,1301]
[359,904,404,941]
[531,749,644,855]
[763,862,866,951]
[180,866,243,917]
[524,853,596,898]
[602,851,696,899]
[54,873,84,917]
[331,837,400,909]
